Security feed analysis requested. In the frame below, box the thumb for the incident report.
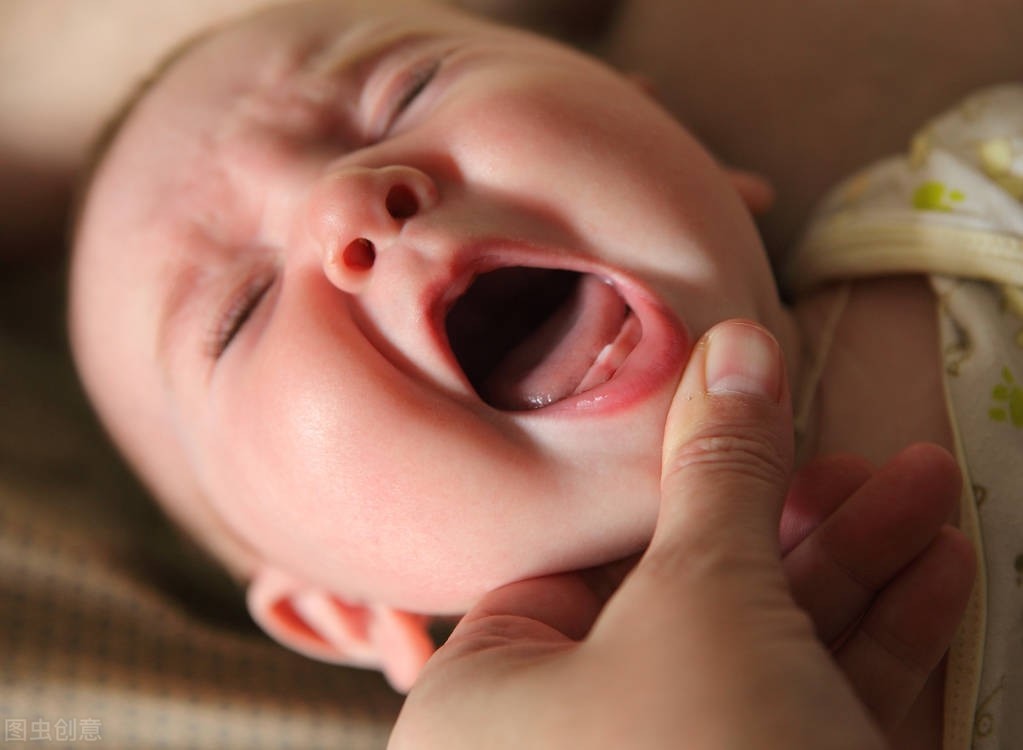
[653,319,793,571]
[584,319,883,750]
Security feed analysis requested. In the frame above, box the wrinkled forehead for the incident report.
[75,0,477,266]
[73,0,445,328]
[70,0,436,399]
[83,0,381,230]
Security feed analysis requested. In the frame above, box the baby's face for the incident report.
[72,0,782,614]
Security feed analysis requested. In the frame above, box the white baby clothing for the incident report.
[789,84,1023,750]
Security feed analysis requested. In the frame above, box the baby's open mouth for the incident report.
[445,267,641,410]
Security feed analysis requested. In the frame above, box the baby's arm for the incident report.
[0,0,294,258]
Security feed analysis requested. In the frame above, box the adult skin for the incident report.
[390,320,974,749]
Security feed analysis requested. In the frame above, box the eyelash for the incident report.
[381,56,443,136]
[397,59,441,113]
[207,273,276,360]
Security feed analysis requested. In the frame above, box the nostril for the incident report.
[343,238,376,270]
[385,184,419,219]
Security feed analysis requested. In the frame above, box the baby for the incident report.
[67,0,1020,745]
[71,0,794,669]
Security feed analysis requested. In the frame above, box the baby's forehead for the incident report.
[118,0,449,135]
[91,0,457,236]
[84,14,320,238]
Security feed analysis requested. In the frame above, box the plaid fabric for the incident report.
[0,263,401,749]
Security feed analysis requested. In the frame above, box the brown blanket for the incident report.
[0,261,401,748]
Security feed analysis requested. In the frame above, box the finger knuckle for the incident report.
[664,428,790,490]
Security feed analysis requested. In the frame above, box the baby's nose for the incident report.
[306,165,438,293]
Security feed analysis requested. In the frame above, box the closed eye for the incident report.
[394,58,441,116]
[207,272,276,360]
[381,56,444,136]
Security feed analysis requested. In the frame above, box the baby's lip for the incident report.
[425,242,689,417]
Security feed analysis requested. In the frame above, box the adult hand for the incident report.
[390,319,973,749]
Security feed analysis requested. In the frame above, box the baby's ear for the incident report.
[723,167,776,216]
[246,566,434,693]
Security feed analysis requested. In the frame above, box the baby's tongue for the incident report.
[483,275,628,409]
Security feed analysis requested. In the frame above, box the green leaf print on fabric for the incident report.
[912,180,966,212]
[989,366,1023,426]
